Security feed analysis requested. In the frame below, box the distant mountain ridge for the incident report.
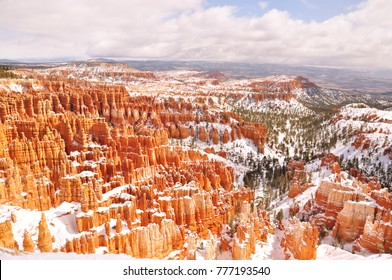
[2,58,392,93]
[296,86,392,111]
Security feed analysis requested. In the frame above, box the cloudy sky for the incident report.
[0,0,391,68]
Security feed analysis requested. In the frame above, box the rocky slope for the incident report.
[0,64,275,259]
[0,62,391,260]
[282,154,392,256]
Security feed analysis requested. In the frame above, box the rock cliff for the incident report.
[38,213,53,252]
[0,219,18,250]
[280,218,318,260]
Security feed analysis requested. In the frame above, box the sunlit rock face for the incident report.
[0,219,18,250]
[280,217,318,260]
[232,202,273,260]
[3,63,390,260]
[0,64,277,259]
[288,154,392,256]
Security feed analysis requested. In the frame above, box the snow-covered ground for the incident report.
[0,202,80,251]
[0,248,134,260]
[331,104,392,186]
[251,231,285,260]
[316,244,392,260]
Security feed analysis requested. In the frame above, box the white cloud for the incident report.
[259,1,268,10]
[0,0,391,69]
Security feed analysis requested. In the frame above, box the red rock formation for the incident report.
[352,135,366,150]
[115,214,123,234]
[297,159,392,256]
[288,182,312,199]
[281,218,318,260]
[204,235,218,260]
[324,189,359,229]
[320,154,340,171]
[209,126,220,144]
[198,126,208,142]
[353,209,392,253]
[23,230,35,252]
[222,129,230,144]
[287,160,311,198]
[350,168,381,190]
[332,201,375,242]
[289,201,300,217]
[182,233,197,260]
[371,189,392,210]
[249,76,317,93]
[0,219,18,250]
[287,160,305,179]
[125,220,183,258]
[64,232,98,254]
[315,181,351,209]
[240,123,267,152]
[232,202,273,260]
[0,66,275,258]
[38,213,53,252]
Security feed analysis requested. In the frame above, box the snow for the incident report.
[278,132,285,144]
[0,84,10,92]
[317,244,392,260]
[163,250,181,260]
[32,84,44,91]
[230,93,313,115]
[0,202,80,252]
[329,104,392,186]
[216,250,232,260]
[340,104,392,121]
[152,212,166,218]
[76,210,93,218]
[263,146,285,165]
[70,151,80,157]
[304,159,321,173]
[0,250,134,260]
[252,231,285,260]
[88,143,102,148]
[8,83,23,93]
[273,181,319,220]
[101,184,129,201]
[354,200,378,207]
[158,196,172,201]
[78,171,96,177]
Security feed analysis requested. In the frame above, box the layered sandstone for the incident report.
[0,65,275,259]
[371,189,392,210]
[23,230,36,252]
[288,155,392,257]
[332,201,375,242]
[353,209,392,253]
[324,189,359,229]
[320,153,340,173]
[287,160,310,198]
[232,202,273,260]
[38,213,53,252]
[281,218,318,260]
[0,219,18,250]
